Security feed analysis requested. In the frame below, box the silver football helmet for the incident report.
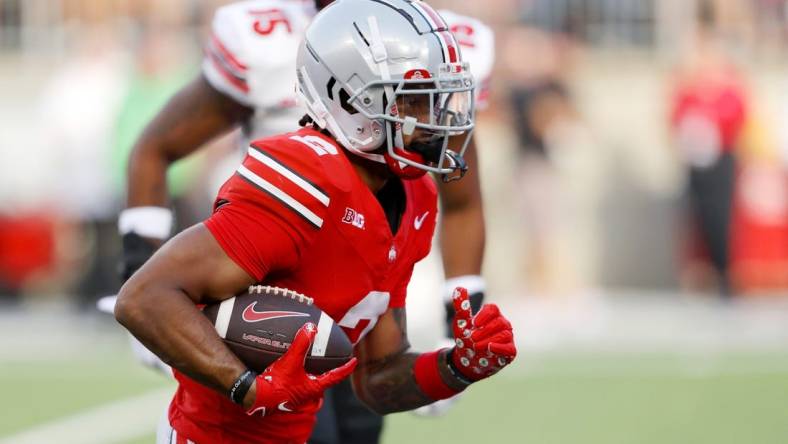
[296,0,475,180]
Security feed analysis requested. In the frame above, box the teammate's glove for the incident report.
[247,323,358,416]
[120,232,159,281]
[118,207,173,281]
[448,288,516,382]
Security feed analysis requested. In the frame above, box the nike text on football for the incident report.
[241,333,291,350]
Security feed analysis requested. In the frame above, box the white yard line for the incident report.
[0,387,173,444]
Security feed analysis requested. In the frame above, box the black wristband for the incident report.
[445,348,474,387]
[229,369,258,405]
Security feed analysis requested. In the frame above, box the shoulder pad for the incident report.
[203,0,314,107]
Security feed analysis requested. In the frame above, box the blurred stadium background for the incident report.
[2,0,788,442]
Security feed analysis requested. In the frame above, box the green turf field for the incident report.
[4,350,788,444]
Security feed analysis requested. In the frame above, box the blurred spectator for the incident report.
[0,214,56,301]
[501,24,588,295]
[726,86,788,293]
[6,0,788,303]
[28,24,129,304]
[39,25,128,221]
[669,1,748,296]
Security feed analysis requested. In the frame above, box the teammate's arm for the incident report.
[436,13,496,331]
[438,136,485,276]
[126,74,251,208]
[437,137,486,330]
[119,74,251,279]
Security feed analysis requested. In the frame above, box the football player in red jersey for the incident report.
[115,1,515,443]
[114,0,494,442]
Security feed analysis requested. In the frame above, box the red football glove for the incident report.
[247,322,357,416]
[449,288,516,382]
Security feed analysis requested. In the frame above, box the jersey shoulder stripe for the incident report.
[235,165,326,229]
[247,146,329,206]
[235,139,333,229]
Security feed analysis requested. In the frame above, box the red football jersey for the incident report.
[169,127,438,444]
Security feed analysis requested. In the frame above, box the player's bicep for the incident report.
[130,223,255,305]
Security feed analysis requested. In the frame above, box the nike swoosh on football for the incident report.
[242,302,310,323]
[414,211,430,230]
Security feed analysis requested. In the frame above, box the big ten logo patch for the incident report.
[342,207,365,229]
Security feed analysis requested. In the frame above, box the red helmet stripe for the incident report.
[413,2,447,30]
[440,31,459,63]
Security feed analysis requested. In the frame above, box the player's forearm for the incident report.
[353,351,429,414]
[126,142,172,208]
[115,277,247,397]
[439,199,485,277]
[438,136,486,278]
[353,349,466,414]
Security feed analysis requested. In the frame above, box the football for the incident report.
[202,285,353,374]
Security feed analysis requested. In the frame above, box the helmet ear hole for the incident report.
[339,89,358,115]
[326,77,358,116]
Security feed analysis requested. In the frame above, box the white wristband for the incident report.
[118,207,174,240]
[443,275,486,302]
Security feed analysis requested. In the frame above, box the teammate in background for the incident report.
[115,0,495,442]
[115,1,516,443]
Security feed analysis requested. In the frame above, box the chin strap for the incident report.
[441,150,468,182]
